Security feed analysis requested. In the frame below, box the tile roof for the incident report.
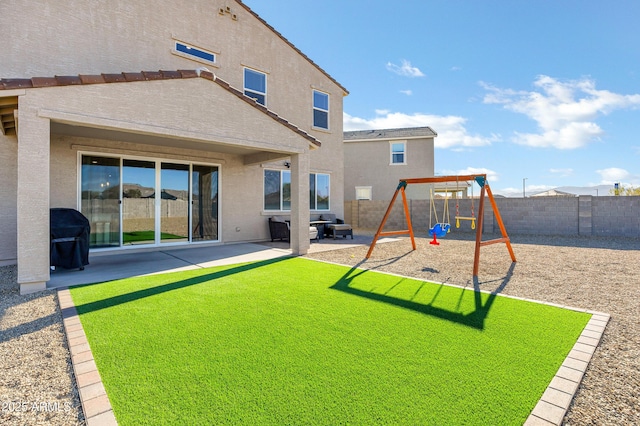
[234,1,348,96]
[0,69,321,147]
[343,126,438,141]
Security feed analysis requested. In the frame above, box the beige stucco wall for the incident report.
[1,0,345,213]
[344,138,435,201]
[1,0,346,272]
[0,139,17,265]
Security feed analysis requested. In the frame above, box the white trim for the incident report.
[312,89,330,131]
[171,40,218,66]
[77,150,222,251]
[243,67,267,106]
[355,186,372,200]
[389,140,407,165]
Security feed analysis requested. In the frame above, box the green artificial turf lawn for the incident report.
[70,257,591,425]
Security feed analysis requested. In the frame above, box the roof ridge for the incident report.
[234,0,348,96]
[0,70,320,147]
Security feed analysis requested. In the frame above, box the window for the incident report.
[244,68,267,105]
[264,170,330,211]
[390,141,406,164]
[355,186,372,200]
[313,90,329,130]
[310,173,330,210]
[173,41,216,65]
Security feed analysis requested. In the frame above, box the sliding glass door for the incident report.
[80,156,121,248]
[122,159,156,245]
[160,163,190,243]
[192,165,219,242]
[80,154,219,249]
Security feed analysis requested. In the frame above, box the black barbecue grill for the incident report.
[50,208,90,270]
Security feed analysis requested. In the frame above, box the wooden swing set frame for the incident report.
[365,174,516,278]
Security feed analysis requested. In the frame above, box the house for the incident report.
[343,127,437,201]
[0,1,348,294]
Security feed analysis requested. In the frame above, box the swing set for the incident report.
[366,174,516,278]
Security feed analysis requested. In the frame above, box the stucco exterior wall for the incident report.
[344,138,435,201]
[1,0,347,275]
[0,140,17,265]
[1,0,345,216]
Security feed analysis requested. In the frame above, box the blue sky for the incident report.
[243,0,640,196]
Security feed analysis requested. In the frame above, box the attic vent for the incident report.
[219,5,238,21]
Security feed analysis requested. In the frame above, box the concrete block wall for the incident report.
[346,196,640,238]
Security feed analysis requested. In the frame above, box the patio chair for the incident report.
[268,217,319,242]
[318,214,353,239]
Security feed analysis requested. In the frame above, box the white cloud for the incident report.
[596,167,631,184]
[386,60,425,78]
[439,167,500,183]
[343,111,499,149]
[451,66,462,72]
[482,75,640,149]
[549,168,574,177]
[400,89,413,96]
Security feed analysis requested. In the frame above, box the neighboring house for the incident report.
[531,189,577,197]
[0,0,348,294]
[343,127,437,201]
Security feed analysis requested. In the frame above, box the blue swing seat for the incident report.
[429,223,450,238]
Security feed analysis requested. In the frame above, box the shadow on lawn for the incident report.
[330,262,515,330]
[73,257,288,315]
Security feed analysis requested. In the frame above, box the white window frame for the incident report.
[312,90,330,130]
[172,40,217,66]
[263,170,330,212]
[310,172,331,211]
[355,186,372,200]
[244,67,267,106]
[390,141,407,165]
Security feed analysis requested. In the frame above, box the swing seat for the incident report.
[429,223,450,238]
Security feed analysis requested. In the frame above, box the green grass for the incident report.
[122,231,186,243]
[70,258,591,425]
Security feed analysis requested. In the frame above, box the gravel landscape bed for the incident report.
[0,265,84,425]
[0,233,637,425]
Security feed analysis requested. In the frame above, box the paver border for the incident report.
[57,266,610,426]
[57,287,118,426]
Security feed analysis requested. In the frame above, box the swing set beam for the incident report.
[365,174,516,278]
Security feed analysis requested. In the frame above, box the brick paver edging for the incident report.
[524,309,610,425]
[57,282,609,426]
[57,288,118,426]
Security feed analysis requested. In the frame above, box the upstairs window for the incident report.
[390,141,406,165]
[244,68,267,105]
[173,41,216,65]
[313,90,329,130]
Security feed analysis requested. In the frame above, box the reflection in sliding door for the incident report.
[160,163,189,243]
[81,155,121,248]
[122,159,156,245]
[192,165,219,241]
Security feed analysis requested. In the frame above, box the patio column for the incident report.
[17,102,50,294]
[290,151,310,255]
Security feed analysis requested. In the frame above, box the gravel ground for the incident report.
[0,233,637,425]
[306,232,640,425]
[0,266,84,426]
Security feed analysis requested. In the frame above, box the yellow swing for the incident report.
[455,179,476,230]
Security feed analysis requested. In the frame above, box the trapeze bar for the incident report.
[455,216,476,221]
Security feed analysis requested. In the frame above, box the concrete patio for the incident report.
[47,234,383,289]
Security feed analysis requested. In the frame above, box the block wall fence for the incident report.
[344,196,640,238]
